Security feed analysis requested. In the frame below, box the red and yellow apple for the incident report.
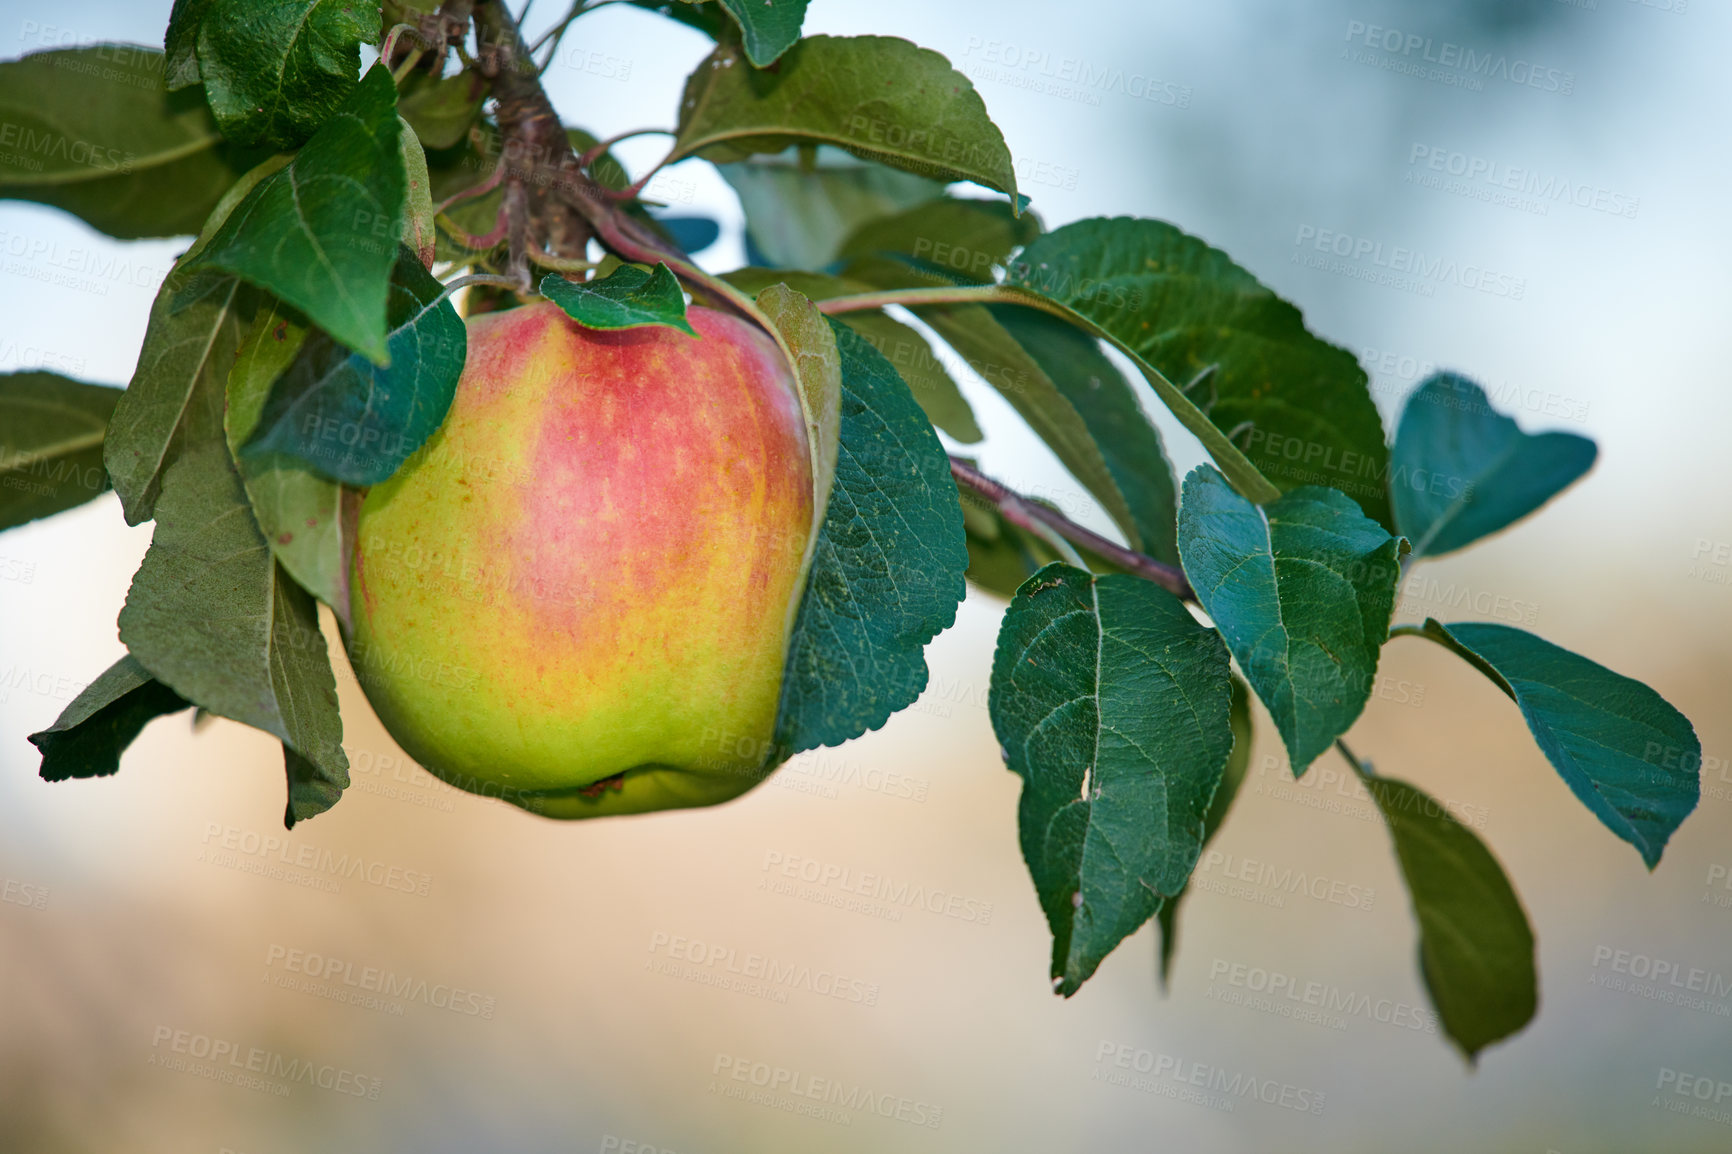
[343,300,815,818]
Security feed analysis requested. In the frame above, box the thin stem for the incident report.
[528,0,586,64]
[580,128,675,170]
[434,157,507,214]
[527,247,597,273]
[818,284,1074,323]
[432,272,524,311]
[1388,624,1429,640]
[1335,738,1375,779]
[948,458,1193,601]
[437,209,509,253]
[380,23,428,70]
[392,47,426,82]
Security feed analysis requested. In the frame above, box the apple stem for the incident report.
[948,457,1194,601]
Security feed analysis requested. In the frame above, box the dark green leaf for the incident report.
[990,563,1235,995]
[117,441,349,823]
[838,196,1039,284]
[1392,373,1597,558]
[713,0,810,67]
[0,46,257,239]
[1006,218,1388,525]
[397,70,485,151]
[990,306,1179,564]
[1362,768,1537,1060]
[1178,465,1401,774]
[282,744,344,828]
[540,263,697,336]
[771,319,968,753]
[1156,674,1252,987]
[1415,620,1699,869]
[194,64,405,363]
[195,0,381,150]
[719,146,946,270]
[671,36,1018,199]
[916,305,1134,543]
[244,248,466,486]
[0,372,121,532]
[165,0,215,90]
[226,300,353,613]
[29,656,190,781]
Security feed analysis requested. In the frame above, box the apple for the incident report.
[344,300,815,818]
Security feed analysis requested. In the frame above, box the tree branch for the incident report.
[949,457,1193,601]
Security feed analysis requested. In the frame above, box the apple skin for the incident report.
[344,300,814,818]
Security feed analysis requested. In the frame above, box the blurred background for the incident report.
[2,0,1729,1150]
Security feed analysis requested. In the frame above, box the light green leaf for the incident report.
[226,300,352,614]
[990,305,1179,564]
[771,319,967,754]
[117,441,349,824]
[1392,373,1597,558]
[1413,620,1699,869]
[671,36,1018,199]
[1156,674,1252,987]
[540,263,697,335]
[194,64,405,364]
[1006,218,1390,524]
[715,0,811,67]
[29,656,190,781]
[990,563,1235,995]
[755,285,842,546]
[0,372,122,532]
[719,146,946,270]
[1361,767,1537,1060]
[0,46,257,239]
[195,0,381,150]
[838,196,1039,284]
[399,117,435,270]
[1178,465,1402,774]
[397,70,484,151]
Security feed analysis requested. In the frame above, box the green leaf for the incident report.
[721,267,980,442]
[0,47,258,240]
[399,118,435,270]
[1156,674,1253,987]
[671,36,1018,200]
[1414,620,1699,869]
[106,272,246,525]
[916,305,1134,544]
[1361,768,1537,1060]
[0,372,122,532]
[1392,373,1597,558]
[397,70,485,151]
[194,63,405,364]
[714,0,810,67]
[771,319,968,754]
[540,263,697,335]
[165,0,215,90]
[226,300,353,614]
[990,563,1235,995]
[29,656,190,781]
[195,0,381,150]
[754,285,842,544]
[1006,218,1389,524]
[957,489,1062,598]
[838,196,1039,284]
[719,146,946,270]
[1178,465,1402,774]
[627,0,728,39]
[117,441,349,823]
[243,247,467,486]
[990,306,1179,564]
